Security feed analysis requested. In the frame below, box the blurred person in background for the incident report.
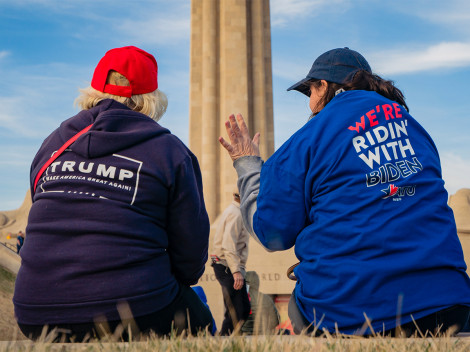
[211,190,251,335]
[241,271,280,335]
[16,231,25,253]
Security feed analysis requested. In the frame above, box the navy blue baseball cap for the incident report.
[287,47,372,96]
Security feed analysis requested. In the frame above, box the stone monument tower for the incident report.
[189,0,274,221]
[189,0,298,327]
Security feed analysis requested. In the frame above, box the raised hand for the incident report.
[219,113,260,161]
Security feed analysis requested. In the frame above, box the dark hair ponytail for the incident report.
[311,70,409,114]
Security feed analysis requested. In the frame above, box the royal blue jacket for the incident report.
[252,90,470,334]
[14,99,209,324]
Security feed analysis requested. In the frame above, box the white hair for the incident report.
[74,70,168,122]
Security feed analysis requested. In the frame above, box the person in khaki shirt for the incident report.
[211,191,250,335]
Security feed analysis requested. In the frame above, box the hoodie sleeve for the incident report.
[166,153,210,286]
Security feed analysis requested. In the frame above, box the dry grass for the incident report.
[0,268,26,341]
[1,334,470,352]
[2,266,470,351]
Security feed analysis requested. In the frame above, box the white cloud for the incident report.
[0,95,59,138]
[0,146,36,168]
[0,0,191,46]
[0,97,34,136]
[119,17,190,46]
[0,62,88,138]
[424,9,470,25]
[272,57,309,82]
[441,152,470,196]
[393,0,470,32]
[1,0,129,11]
[271,0,322,16]
[270,0,349,26]
[0,50,9,60]
[94,2,191,47]
[370,42,470,75]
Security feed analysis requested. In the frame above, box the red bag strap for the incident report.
[33,124,93,193]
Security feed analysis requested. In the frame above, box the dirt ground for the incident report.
[0,268,26,340]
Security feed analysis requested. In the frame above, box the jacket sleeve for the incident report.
[221,209,245,274]
[253,162,307,251]
[166,153,210,286]
[234,156,307,252]
[233,157,273,252]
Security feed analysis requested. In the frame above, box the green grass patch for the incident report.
[0,267,15,295]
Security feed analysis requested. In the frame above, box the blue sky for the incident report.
[1,0,469,210]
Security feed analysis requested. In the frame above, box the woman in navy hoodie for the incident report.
[219,48,470,336]
[14,46,213,341]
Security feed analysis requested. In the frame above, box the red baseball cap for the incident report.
[91,46,158,98]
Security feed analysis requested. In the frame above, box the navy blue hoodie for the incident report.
[13,99,210,325]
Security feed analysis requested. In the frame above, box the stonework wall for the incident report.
[449,188,470,275]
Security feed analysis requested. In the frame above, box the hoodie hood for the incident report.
[59,99,169,158]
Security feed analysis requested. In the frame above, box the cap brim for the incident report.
[287,77,312,97]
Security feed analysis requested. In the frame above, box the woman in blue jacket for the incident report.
[219,47,470,336]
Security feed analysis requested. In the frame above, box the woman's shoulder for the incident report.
[150,128,199,164]
[155,128,193,152]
